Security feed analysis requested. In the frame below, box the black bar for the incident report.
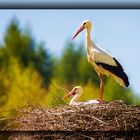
[0,2,140,9]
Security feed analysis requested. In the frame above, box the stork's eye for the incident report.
[83,22,86,26]
[72,91,77,96]
[72,88,77,95]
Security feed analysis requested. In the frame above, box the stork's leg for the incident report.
[99,73,104,104]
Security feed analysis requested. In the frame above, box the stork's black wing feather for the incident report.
[96,57,129,87]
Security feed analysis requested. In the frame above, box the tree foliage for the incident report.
[0,18,54,115]
[55,41,99,86]
[2,19,53,87]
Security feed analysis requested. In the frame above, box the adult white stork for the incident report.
[64,86,99,105]
[72,20,129,103]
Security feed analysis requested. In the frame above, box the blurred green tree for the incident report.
[55,41,102,86]
[78,51,99,86]
[58,41,82,84]
[104,78,139,104]
[0,57,48,114]
[0,18,55,113]
[2,18,53,87]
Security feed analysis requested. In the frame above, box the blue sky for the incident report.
[0,10,140,96]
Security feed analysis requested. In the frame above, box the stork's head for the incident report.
[73,20,92,39]
[64,86,83,99]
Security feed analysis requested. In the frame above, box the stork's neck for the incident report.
[86,27,91,55]
[86,27,91,42]
[69,93,81,105]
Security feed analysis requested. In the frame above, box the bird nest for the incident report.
[4,100,140,139]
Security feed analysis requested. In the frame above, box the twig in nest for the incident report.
[77,114,108,125]
[115,117,120,129]
[124,120,127,131]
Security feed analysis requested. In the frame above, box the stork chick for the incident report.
[64,86,99,105]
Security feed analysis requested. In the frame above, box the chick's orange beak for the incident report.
[72,25,84,39]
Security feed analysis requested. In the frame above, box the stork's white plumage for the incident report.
[72,20,129,103]
[64,86,99,105]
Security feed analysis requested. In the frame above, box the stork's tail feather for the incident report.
[105,69,129,87]
[120,71,129,87]
[104,68,129,87]
[113,58,129,87]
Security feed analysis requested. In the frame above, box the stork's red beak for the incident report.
[64,90,75,99]
[72,25,84,39]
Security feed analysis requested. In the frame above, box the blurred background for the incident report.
[0,10,140,117]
